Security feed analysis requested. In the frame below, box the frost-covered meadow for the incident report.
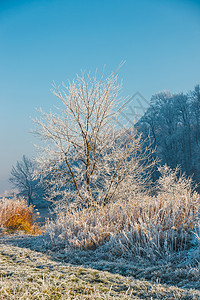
[1,72,200,299]
[0,235,200,299]
[0,166,200,299]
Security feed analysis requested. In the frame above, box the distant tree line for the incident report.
[137,85,200,187]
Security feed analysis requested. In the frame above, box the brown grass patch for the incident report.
[0,197,41,234]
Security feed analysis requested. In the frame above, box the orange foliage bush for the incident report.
[0,197,41,234]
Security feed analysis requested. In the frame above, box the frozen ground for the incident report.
[0,241,200,299]
[0,232,199,299]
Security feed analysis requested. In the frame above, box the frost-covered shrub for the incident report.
[44,167,200,259]
[157,164,195,197]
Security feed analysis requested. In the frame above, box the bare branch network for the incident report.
[33,71,155,207]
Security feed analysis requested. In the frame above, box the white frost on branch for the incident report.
[33,71,155,207]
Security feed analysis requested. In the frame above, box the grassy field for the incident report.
[0,186,199,299]
[0,236,200,300]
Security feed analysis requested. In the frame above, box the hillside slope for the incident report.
[0,241,200,299]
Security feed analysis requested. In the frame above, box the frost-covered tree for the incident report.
[33,71,155,207]
[139,92,180,169]
[189,85,200,183]
[9,155,36,205]
[190,85,200,144]
[9,155,47,206]
[174,93,192,172]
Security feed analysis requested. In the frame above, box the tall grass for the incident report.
[45,191,199,258]
[0,197,41,234]
[45,167,200,260]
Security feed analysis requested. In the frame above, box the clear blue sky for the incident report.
[0,0,200,193]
